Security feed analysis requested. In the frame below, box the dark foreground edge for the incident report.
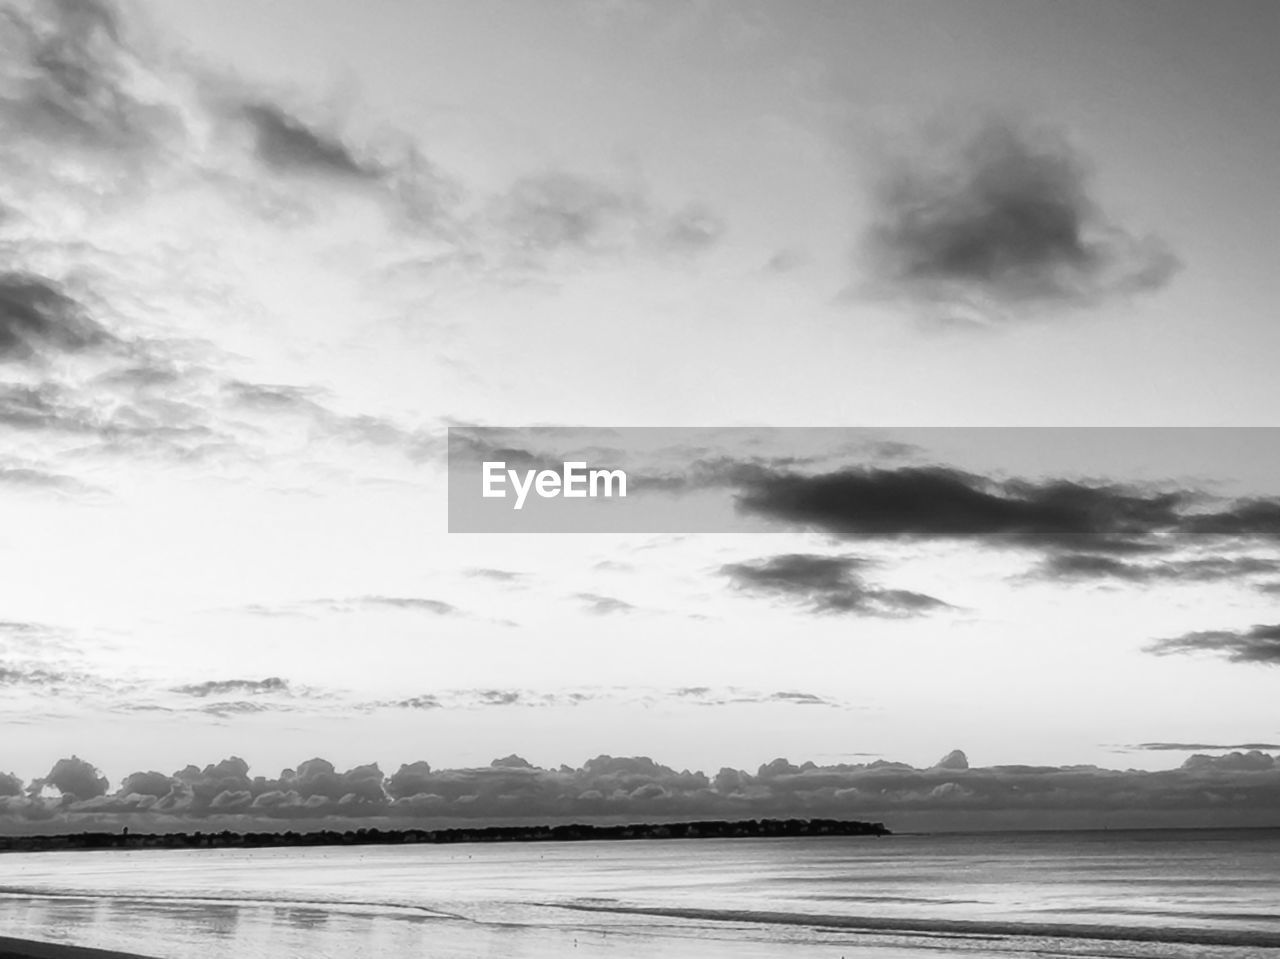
[0,937,158,959]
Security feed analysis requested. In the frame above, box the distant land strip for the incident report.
[0,817,889,854]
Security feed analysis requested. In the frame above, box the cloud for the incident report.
[1129,742,1280,752]
[863,115,1178,322]
[672,687,840,708]
[382,694,441,711]
[235,595,460,619]
[466,568,525,582]
[721,553,949,617]
[1031,553,1280,585]
[934,749,970,771]
[0,664,70,687]
[734,466,1188,545]
[332,596,457,615]
[491,171,723,264]
[0,273,116,361]
[0,459,96,493]
[1146,624,1280,664]
[33,754,108,801]
[0,770,22,797]
[0,0,180,163]
[364,686,846,714]
[766,691,833,706]
[171,677,290,698]
[360,689,595,712]
[6,748,1280,831]
[239,102,379,181]
[575,592,636,615]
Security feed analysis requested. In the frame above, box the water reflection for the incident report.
[273,904,332,930]
[102,896,243,938]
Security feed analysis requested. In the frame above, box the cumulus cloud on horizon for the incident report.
[3,747,1279,833]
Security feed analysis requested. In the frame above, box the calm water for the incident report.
[1,830,1278,958]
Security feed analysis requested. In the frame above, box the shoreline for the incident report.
[0,938,155,959]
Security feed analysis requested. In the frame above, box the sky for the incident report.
[1,0,1278,832]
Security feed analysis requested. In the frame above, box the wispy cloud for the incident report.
[489,171,723,267]
[722,553,949,618]
[1126,741,1280,752]
[465,568,526,582]
[171,677,291,698]
[575,592,636,616]
[1147,623,1280,664]
[1030,553,1280,586]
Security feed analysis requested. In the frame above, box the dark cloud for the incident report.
[864,116,1178,320]
[0,273,114,360]
[1183,499,1280,537]
[1032,553,1280,585]
[34,755,108,800]
[240,102,378,180]
[7,749,1280,831]
[384,760,433,800]
[171,677,290,698]
[721,553,949,617]
[575,592,636,615]
[1146,623,1280,664]
[0,770,22,797]
[119,769,175,799]
[735,466,1188,545]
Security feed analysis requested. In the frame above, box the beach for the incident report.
[2,830,1278,959]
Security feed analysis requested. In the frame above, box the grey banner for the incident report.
[447,427,1280,536]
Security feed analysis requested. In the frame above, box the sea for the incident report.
[1,829,1278,958]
